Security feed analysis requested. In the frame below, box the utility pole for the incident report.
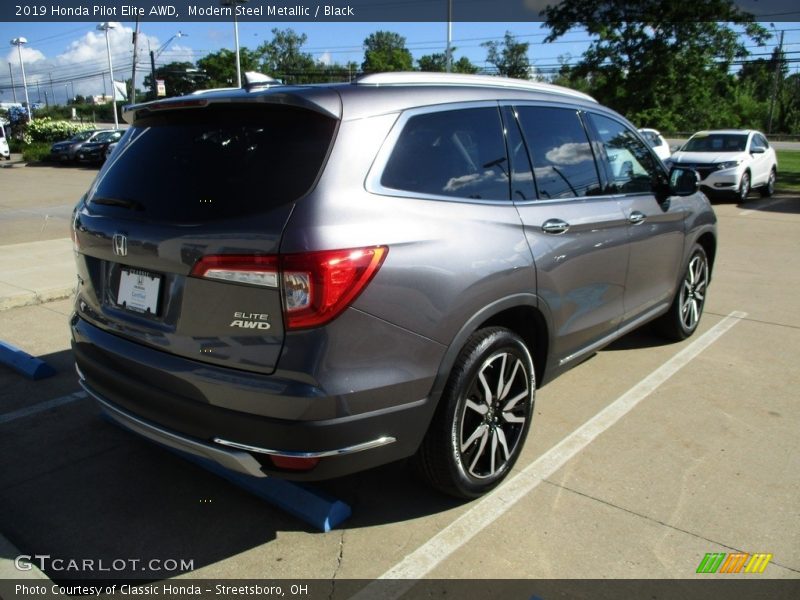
[150,49,157,98]
[49,72,55,106]
[767,29,784,135]
[8,63,17,103]
[131,16,140,104]
[446,0,452,73]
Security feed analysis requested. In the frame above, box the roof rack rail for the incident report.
[354,72,596,103]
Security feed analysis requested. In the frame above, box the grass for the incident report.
[776,150,800,193]
[21,142,52,163]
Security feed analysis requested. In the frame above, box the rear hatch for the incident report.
[73,94,340,374]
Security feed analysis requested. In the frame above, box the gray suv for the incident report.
[70,73,717,499]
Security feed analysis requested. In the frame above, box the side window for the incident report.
[515,106,601,199]
[589,113,662,195]
[753,133,769,149]
[380,107,509,201]
[501,107,536,201]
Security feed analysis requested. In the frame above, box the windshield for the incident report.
[88,105,336,223]
[94,131,120,143]
[682,134,747,153]
[71,130,95,142]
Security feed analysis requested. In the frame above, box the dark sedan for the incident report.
[77,130,124,165]
[49,129,104,162]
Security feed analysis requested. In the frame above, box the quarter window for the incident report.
[515,106,601,200]
[589,113,662,195]
[381,107,510,201]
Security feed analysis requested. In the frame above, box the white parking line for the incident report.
[354,310,747,597]
[0,391,87,425]
[739,197,786,216]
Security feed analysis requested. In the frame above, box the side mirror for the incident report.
[669,167,699,196]
[751,146,765,154]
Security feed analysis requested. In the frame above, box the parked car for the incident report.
[638,128,671,161]
[669,129,777,201]
[77,130,124,164]
[70,72,717,499]
[0,122,10,160]
[49,129,104,162]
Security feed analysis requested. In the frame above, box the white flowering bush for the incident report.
[26,118,95,143]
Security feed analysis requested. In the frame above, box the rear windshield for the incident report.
[682,134,747,152]
[88,105,336,222]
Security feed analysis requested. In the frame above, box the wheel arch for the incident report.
[430,295,552,409]
[696,230,717,278]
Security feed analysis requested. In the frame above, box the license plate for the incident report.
[117,268,161,314]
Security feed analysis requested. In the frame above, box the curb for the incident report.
[0,286,75,312]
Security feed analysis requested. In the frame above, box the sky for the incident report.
[1,20,798,105]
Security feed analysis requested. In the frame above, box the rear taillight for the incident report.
[191,246,387,330]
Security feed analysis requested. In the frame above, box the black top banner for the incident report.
[2,0,799,22]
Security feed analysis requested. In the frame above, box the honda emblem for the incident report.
[112,233,128,257]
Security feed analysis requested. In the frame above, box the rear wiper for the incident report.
[91,197,144,211]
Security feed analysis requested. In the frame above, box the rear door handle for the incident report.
[541,219,570,235]
[628,211,646,225]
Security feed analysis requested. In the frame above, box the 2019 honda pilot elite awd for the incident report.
[70,72,717,499]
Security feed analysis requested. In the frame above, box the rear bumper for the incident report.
[71,314,442,480]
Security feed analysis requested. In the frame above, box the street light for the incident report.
[96,22,118,128]
[10,37,33,122]
[149,31,187,99]
[221,0,248,88]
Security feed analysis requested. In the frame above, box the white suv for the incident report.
[669,130,777,202]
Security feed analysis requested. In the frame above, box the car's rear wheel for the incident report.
[414,327,535,499]
[738,172,751,202]
[760,168,776,197]
[656,244,709,341]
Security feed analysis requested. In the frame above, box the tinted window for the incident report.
[515,106,601,200]
[683,133,747,152]
[502,107,535,201]
[88,105,336,223]
[590,114,662,195]
[381,107,509,201]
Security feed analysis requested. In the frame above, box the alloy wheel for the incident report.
[678,253,708,331]
[458,350,531,479]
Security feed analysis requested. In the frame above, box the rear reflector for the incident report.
[191,246,387,330]
[269,455,320,471]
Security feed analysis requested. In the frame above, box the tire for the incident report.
[413,327,536,499]
[760,168,776,198]
[738,171,750,202]
[656,244,709,341]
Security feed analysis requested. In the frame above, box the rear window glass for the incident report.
[88,105,336,222]
[380,107,509,201]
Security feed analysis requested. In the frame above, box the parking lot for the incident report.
[0,165,798,594]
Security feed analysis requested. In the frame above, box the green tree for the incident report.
[258,28,317,84]
[417,49,479,74]
[362,31,413,73]
[143,61,202,98]
[777,73,800,133]
[316,61,360,83]
[196,48,261,88]
[482,32,531,79]
[542,0,768,130]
